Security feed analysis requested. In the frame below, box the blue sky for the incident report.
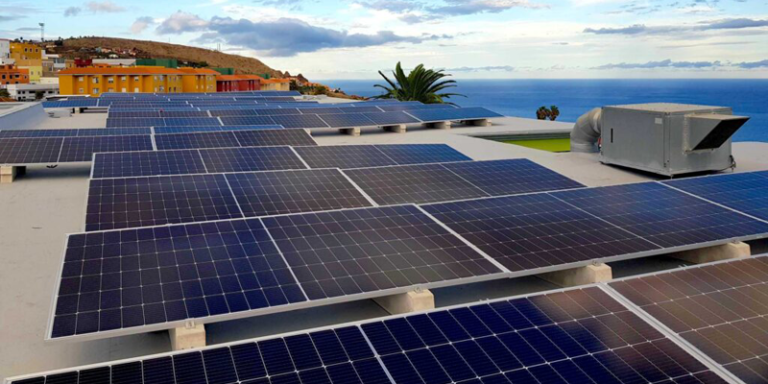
[1,0,767,79]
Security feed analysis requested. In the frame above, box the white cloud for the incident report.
[85,1,126,13]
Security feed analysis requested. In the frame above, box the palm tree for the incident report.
[374,62,464,104]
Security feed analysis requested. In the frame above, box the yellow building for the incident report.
[57,67,184,96]
[177,67,218,93]
[10,42,43,83]
[261,78,291,91]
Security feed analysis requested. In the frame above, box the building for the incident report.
[136,58,178,68]
[177,67,218,93]
[0,39,11,65]
[216,74,262,92]
[10,42,43,83]
[214,67,235,75]
[260,78,290,91]
[5,83,59,101]
[57,67,184,96]
[0,64,30,86]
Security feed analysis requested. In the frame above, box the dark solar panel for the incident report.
[0,129,79,138]
[109,111,161,118]
[85,174,242,231]
[154,132,240,150]
[106,118,165,128]
[664,171,768,221]
[77,128,154,136]
[0,137,63,164]
[552,182,768,248]
[443,159,585,195]
[226,169,373,217]
[318,113,377,128]
[161,111,211,118]
[262,205,502,300]
[423,193,661,272]
[163,117,221,126]
[208,109,259,117]
[293,145,398,169]
[306,108,344,115]
[219,116,276,126]
[375,144,472,165]
[270,114,330,129]
[92,150,207,179]
[609,257,768,384]
[154,125,283,134]
[345,163,487,205]
[406,107,504,122]
[58,136,154,162]
[233,129,317,147]
[199,146,307,173]
[338,106,383,113]
[21,285,728,384]
[363,111,421,125]
[253,108,301,116]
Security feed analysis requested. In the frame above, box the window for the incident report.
[134,88,139,93]
[107,77,114,83]
[159,86,165,92]
[92,77,99,84]
[93,88,99,94]
[79,88,84,94]
[134,76,140,81]
[108,88,114,92]
[159,75,164,81]
[78,77,84,82]
[121,88,126,93]
[121,76,126,81]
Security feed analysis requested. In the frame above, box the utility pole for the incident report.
[39,23,44,42]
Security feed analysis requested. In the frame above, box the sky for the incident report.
[1,0,767,79]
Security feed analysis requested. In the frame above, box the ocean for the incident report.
[322,79,768,143]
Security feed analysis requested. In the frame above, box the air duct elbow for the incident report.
[570,108,602,153]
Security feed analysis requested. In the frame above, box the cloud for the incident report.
[357,0,546,23]
[584,18,768,35]
[86,1,126,13]
[253,0,305,10]
[130,16,154,34]
[16,27,39,32]
[444,65,515,72]
[736,60,768,69]
[357,0,423,12]
[703,18,768,30]
[593,59,722,69]
[64,6,81,17]
[0,15,25,22]
[156,11,209,34]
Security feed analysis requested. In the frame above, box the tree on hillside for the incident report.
[374,62,463,104]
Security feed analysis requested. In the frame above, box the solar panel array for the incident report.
[293,144,471,169]
[0,135,154,164]
[18,286,733,383]
[664,171,768,221]
[0,128,152,138]
[153,129,316,150]
[608,256,768,384]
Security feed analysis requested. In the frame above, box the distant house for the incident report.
[261,78,290,91]
[0,64,30,86]
[57,66,218,95]
[216,74,262,92]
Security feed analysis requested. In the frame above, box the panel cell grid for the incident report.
[665,171,768,221]
[154,132,240,150]
[363,111,420,125]
[262,205,502,300]
[609,257,768,384]
[106,118,165,128]
[406,107,503,122]
[219,116,277,126]
[375,144,472,165]
[318,113,377,128]
[59,136,154,162]
[423,193,660,272]
[345,163,487,205]
[270,114,330,129]
[443,158,585,196]
[0,138,63,164]
[154,125,284,134]
[226,169,373,217]
[163,117,221,127]
[0,129,80,138]
[552,182,768,248]
[233,129,317,147]
[293,145,398,169]
[51,219,305,338]
[92,150,207,179]
[85,174,243,231]
[199,146,307,173]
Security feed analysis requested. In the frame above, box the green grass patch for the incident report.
[503,138,571,153]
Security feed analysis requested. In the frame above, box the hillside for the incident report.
[54,37,285,78]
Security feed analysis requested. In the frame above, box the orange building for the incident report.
[216,74,262,92]
[0,64,30,86]
[177,67,218,93]
[58,66,219,95]
[260,78,290,91]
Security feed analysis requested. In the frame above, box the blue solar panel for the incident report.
[92,150,207,179]
[154,125,284,134]
[363,111,420,125]
[0,129,79,138]
[163,117,221,126]
[270,115,329,129]
[43,99,99,108]
[209,109,259,117]
[407,107,504,122]
[337,106,384,113]
[154,132,241,150]
[234,129,317,147]
[0,137,63,164]
[23,286,728,384]
[85,174,243,231]
[219,116,277,126]
[253,108,301,116]
[109,111,161,118]
[443,159,585,196]
[78,128,153,136]
[58,135,154,162]
[664,171,768,221]
[318,113,377,128]
[107,118,165,128]
[294,144,470,169]
[552,182,768,248]
[161,111,211,118]
[375,144,472,165]
[199,146,307,173]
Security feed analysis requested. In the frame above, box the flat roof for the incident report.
[2,100,768,381]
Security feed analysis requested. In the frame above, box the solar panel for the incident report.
[0,129,80,138]
[161,110,211,118]
[233,129,317,147]
[306,108,344,115]
[318,113,377,128]
[106,118,165,128]
[50,219,305,338]
[154,132,240,150]
[109,111,161,118]
[270,114,330,129]
[92,150,207,179]
[17,286,729,384]
[226,169,373,217]
[363,111,421,125]
[163,117,222,127]
[154,125,284,134]
[219,116,277,126]
[664,171,768,221]
[263,205,502,300]
[609,257,768,384]
[199,146,307,173]
[85,174,243,231]
[77,128,154,136]
[345,163,487,205]
[253,108,301,116]
[0,138,63,164]
[58,136,154,162]
[406,107,504,122]
[423,193,661,272]
[337,106,383,113]
[293,145,398,169]
[552,182,768,248]
[375,144,472,165]
[443,159,585,196]
[209,109,259,117]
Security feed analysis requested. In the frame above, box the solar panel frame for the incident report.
[154,132,241,150]
[219,116,277,126]
[664,171,768,222]
[58,135,154,162]
[163,117,222,127]
[91,149,208,179]
[154,125,284,134]
[233,129,317,147]
[442,159,585,196]
[362,111,421,125]
[269,114,330,129]
[198,146,308,174]
[405,107,504,122]
[293,145,399,169]
[0,137,63,164]
[374,144,472,165]
[317,113,377,128]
